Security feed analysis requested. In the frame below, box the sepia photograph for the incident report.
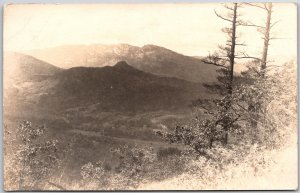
[3,2,298,191]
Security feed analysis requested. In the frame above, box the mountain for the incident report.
[6,58,212,113]
[4,52,62,83]
[4,52,63,107]
[38,61,210,112]
[23,44,218,83]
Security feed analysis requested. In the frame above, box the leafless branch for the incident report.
[264,3,269,11]
[236,42,247,46]
[202,59,228,68]
[235,56,261,60]
[235,51,261,61]
[270,20,280,29]
[240,22,265,28]
[224,4,235,11]
[214,9,233,23]
[269,36,286,40]
[244,2,266,10]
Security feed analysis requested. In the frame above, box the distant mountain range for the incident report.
[23,44,218,83]
[4,52,215,113]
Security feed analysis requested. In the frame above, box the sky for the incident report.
[3,3,297,63]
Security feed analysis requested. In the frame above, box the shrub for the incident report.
[157,147,181,161]
[4,121,61,190]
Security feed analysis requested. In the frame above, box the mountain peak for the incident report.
[142,44,162,50]
[114,61,131,68]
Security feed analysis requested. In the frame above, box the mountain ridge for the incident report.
[23,44,219,83]
[5,58,213,113]
[4,51,62,86]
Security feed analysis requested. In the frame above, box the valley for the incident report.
[4,44,218,187]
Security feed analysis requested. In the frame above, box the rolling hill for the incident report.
[23,44,219,83]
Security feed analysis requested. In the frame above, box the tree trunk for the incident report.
[223,3,237,145]
[228,3,237,95]
[261,3,272,76]
[251,3,273,142]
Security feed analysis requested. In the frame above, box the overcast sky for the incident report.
[4,3,297,63]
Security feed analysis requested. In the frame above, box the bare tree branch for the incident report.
[236,51,261,60]
[235,56,261,60]
[244,2,266,10]
[270,20,280,29]
[202,59,228,68]
[264,3,269,11]
[224,4,235,11]
[239,22,265,28]
[269,36,286,40]
[235,42,247,46]
[214,9,233,23]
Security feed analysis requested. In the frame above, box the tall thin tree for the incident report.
[241,3,278,141]
[245,3,278,76]
[202,3,250,144]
